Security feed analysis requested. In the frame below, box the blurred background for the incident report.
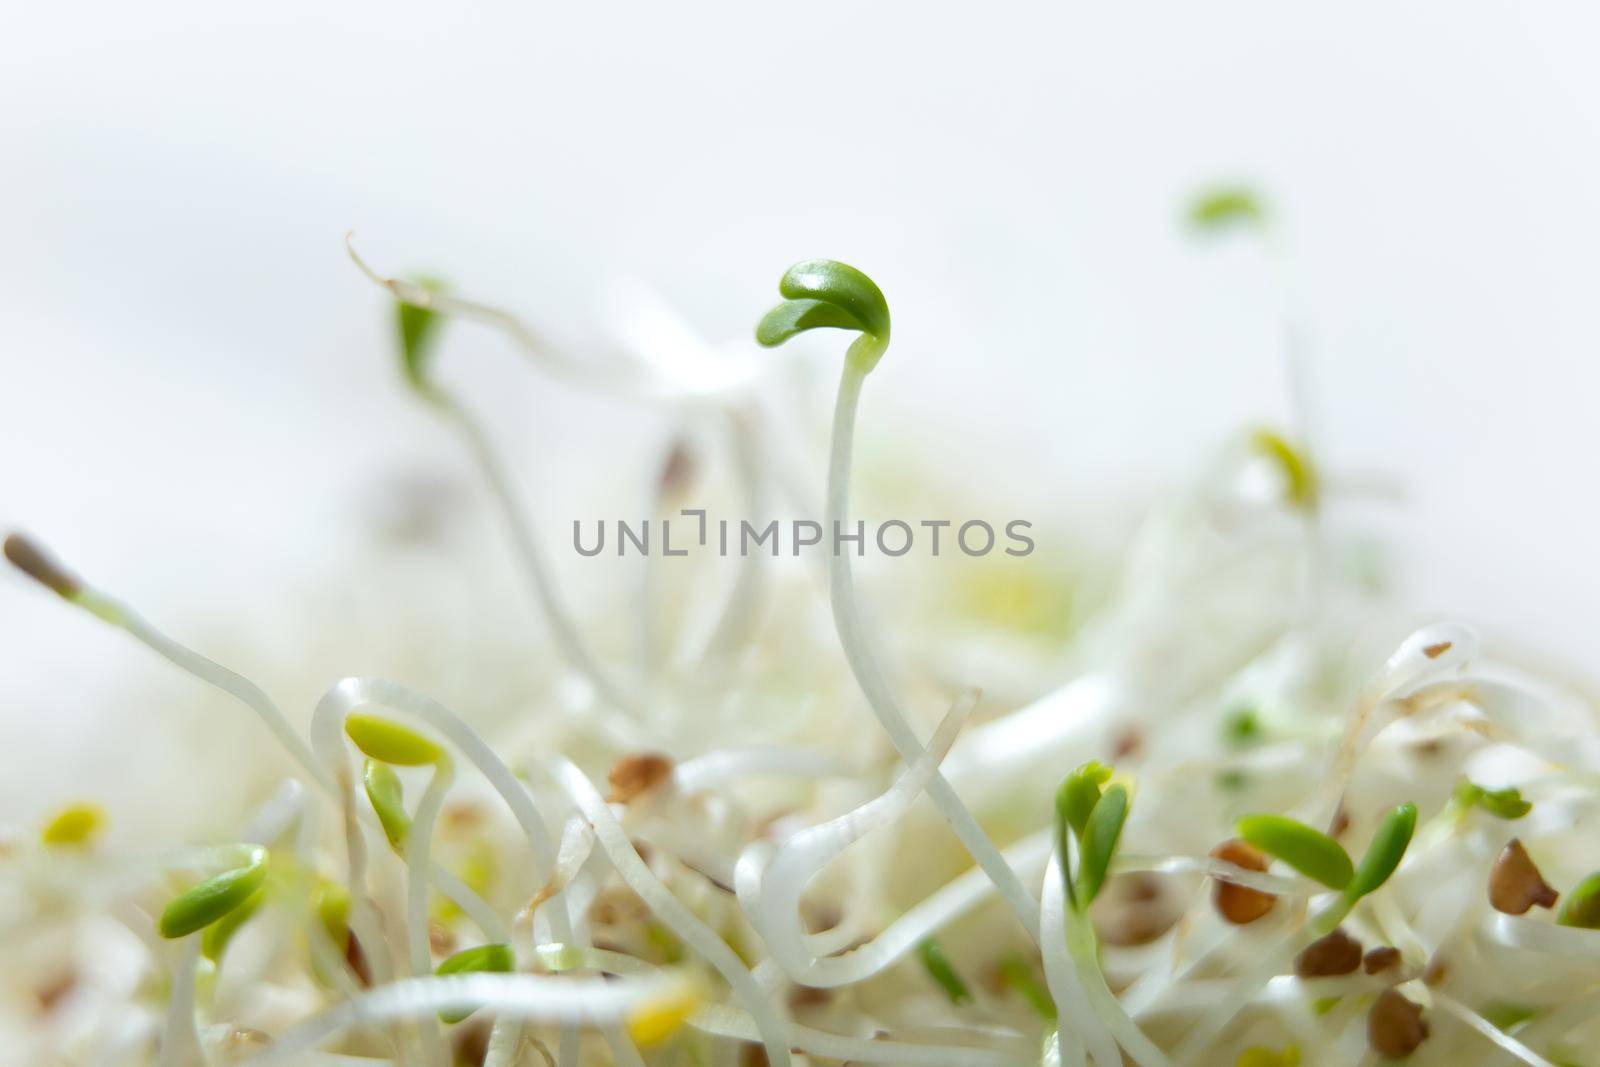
[4,1,1598,834]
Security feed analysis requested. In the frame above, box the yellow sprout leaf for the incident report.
[345,713,445,766]
[41,802,106,847]
[627,983,700,1047]
[1236,1044,1301,1067]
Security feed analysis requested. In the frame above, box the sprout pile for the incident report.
[4,220,1600,1067]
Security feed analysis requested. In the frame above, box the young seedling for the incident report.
[1055,765,1129,913]
[345,243,640,720]
[159,846,270,940]
[435,942,516,1023]
[1558,871,1600,929]
[345,712,456,1061]
[1237,802,1416,932]
[1046,762,1165,1067]
[363,759,410,852]
[754,258,1041,942]
[1453,778,1532,820]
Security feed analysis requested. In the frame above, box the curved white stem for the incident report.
[738,689,976,985]
[826,360,1040,940]
[549,757,792,1067]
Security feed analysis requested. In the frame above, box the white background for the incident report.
[3,1,1598,827]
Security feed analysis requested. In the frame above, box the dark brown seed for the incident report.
[452,1018,492,1065]
[3,534,80,597]
[607,753,674,803]
[1210,839,1277,924]
[658,440,697,499]
[1329,806,1351,839]
[1368,988,1429,1058]
[1489,839,1559,915]
[345,930,373,987]
[428,919,456,957]
[34,971,77,1014]
[1294,928,1363,978]
[788,985,832,1011]
[1363,946,1402,975]
[1111,725,1142,760]
[1422,641,1452,659]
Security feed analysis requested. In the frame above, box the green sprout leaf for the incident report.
[1186,187,1268,234]
[754,298,867,347]
[395,276,446,392]
[1345,803,1417,901]
[755,259,890,372]
[363,759,410,851]
[1454,778,1532,820]
[1557,871,1600,929]
[1076,783,1129,909]
[435,942,516,1022]
[1058,761,1113,840]
[1237,814,1353,891]
[40,801,106,848]
[345,713,445,766]
[916,938,972,1004]
[159,847,269,939]
[200,885,265,963]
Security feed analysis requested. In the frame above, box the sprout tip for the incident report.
[4,533,81,598]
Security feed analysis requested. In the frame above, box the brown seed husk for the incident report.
[1368,988,1429,1058]
[1489,838,1559,915]
[1210,838,1277,924]
[1363,946,1402,975]
[1294,927,1363,978]
[3,534,80,597]
[607,753,674,804]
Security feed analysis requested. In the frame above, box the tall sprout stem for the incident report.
[157,938,204,1067]
[551,757,792,1067]
[826,359,1041,940]
[62,580,505,937]
[314,678,592,1067]
[404,760,454,1065]
[439,394,644,722]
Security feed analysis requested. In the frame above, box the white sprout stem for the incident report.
[345,237,620,394]
[691,1002,1021,1067]
[404,760,453,1065]
[1040,850,1115,1067]
[540,945,1020,1067]
[1115,853,1301,896]
[739,688,977,985]
[80,591,502,935]
[1062,897,1170,1067]
[673,746,850,793]
[826,359,1041,939]
[1309,623,1478,828]
[693,406,768,663]
[314,678,587,1067]
[1171,898,1346,1063]
[1431,991,1558,1067]
[245,972,676,1066]
[549,757,792,1067]
[158,937,205,1067]
[86,592,331,791]
[438,395,643,720]
[806,828,1051,968]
